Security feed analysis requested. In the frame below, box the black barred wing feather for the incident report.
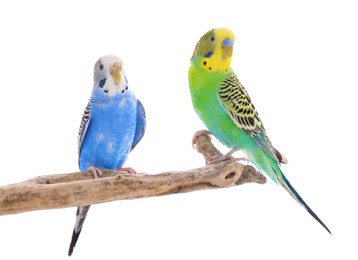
[218,70,287,164]
[78,102,91,157]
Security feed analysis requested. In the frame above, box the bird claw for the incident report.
[192,129,211,148]
[117,167,137,175]
[87,166,103,179]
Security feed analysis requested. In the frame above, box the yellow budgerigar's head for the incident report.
[191,28,235,73]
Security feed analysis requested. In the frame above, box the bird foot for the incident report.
[207,147,249,165]
[87,166,103,179]
[117,167,137,175]
[208,154,249,165]
[192,129,211,148]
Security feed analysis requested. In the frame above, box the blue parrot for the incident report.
[68,55,146,256]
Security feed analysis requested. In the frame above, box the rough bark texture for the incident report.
[0,132,266,215]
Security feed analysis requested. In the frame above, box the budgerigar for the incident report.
[68,55,146,256]
[188,28,330,234]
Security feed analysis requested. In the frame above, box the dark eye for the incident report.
[211,37,215,41]
[99,64,104,70]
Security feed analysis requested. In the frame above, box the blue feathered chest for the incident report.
[79,92,138,171]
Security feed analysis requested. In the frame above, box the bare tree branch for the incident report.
[0,132,266,215]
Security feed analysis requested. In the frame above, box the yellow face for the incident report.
[192,28,235,73]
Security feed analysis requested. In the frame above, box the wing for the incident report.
[217,70,287,164]
[131,99,146,151]
[78,102,91,159]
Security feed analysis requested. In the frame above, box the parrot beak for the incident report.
[222,38,234,59]
[110,63,122,85]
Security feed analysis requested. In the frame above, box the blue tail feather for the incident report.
[278,169,331,234]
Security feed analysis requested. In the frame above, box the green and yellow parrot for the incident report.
[188,28,331,234]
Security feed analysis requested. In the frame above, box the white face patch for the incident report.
[94,55,130,97]
[103,69,128,96]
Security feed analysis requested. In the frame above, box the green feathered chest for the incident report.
[188,65,248,148]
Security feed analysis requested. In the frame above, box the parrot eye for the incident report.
[99,64,104,70]
[211,37,215,41]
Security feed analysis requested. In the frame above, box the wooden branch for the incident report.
[0,132,266,215]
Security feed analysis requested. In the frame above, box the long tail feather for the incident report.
[68,205,91,256]
[68,228,82,256]
[274,166,331,234]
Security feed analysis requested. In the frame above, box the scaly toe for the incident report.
[208,155,248,165]
[117,167,137,175]
[87,166,103,179]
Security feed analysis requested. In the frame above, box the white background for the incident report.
[0,0,357,259]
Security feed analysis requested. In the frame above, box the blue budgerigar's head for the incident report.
[91,55,129,102]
